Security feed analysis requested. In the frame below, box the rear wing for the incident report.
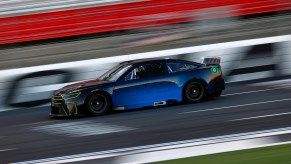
[201,57,221,66]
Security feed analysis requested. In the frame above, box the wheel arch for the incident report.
[183,78,208,91]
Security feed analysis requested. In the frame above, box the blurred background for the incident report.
[0,0,291,163]
[0,0,290,109]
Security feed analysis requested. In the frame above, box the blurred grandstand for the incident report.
[0,0,290,69]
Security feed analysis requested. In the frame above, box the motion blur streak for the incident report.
[0,0,290,163]
[180,98,291,114]
[0,148,16,152]
[0,13,289,70]
[31,121,136,137]
[0,0,290,44]
[13,127,291,164]
[118,139,283,164]
[0,0,130,17]
[221,85,291,97]
[229,112,291,122]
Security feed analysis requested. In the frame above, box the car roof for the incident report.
[119,58,199,65]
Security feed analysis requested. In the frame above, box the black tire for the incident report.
[212,90,222,97]
[183,81,207,103]
[85,93,110,116]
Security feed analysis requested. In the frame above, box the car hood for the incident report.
[54,79,111,95]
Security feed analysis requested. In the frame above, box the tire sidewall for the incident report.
[86,93,110,116]
[183,81,207,103]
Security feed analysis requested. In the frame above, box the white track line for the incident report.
[221,85,291,97]
[0,148,17,152]
[180,98,291,114]
[251,79,291,87]
[229,112,291,122]
[13,127,291,164]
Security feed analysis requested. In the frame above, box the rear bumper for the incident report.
[208,76,225,94]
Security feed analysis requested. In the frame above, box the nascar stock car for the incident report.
[51,58,225,116]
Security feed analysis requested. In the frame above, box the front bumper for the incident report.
[51,94,80,116]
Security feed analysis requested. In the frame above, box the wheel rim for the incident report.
[186,83,202,100]
[89,94,107,112]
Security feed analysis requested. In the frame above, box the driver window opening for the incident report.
[124,63,164,81]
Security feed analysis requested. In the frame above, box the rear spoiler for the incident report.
[201,57,221,66]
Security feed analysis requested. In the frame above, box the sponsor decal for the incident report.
[211,66,219,74]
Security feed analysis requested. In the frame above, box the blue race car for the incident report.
[51,58,225,116]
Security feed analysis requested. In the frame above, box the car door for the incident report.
[112,62,173,109]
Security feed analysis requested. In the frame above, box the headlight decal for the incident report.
[62,92,81,100]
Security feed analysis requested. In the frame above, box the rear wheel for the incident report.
[183,81,207,103]
[86,93,110,116]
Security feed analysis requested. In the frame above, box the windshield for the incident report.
[99,64,132,81]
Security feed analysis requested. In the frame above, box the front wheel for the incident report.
[86,93,110,116]
[183,81,207,103]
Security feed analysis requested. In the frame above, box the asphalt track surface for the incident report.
[0,79,291,163]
